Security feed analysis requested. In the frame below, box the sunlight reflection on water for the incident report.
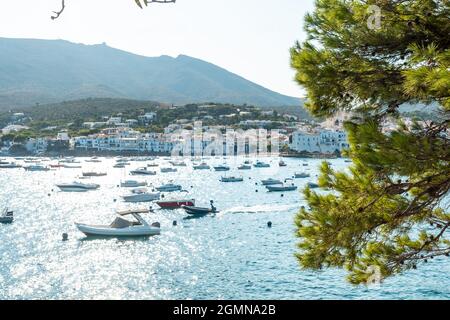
[0,156,449,299]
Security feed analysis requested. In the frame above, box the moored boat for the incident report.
[156,199,195,209]
[266,184,298,192]
[130,167,157,176]
[160,167,177,173]
[261,178,283,186]
[253,161,270,168]
[0,208,13,224]
[220,176,244,182]
[238,164,252,170]
[0,162,22,169]
[214,165,230,172]
[294,172,311,178]
[193,162,210,170]
[120,180,147,188]
[75,209,160,237]
[307,182,320,189]
[24,164,50,171]
[82,171,107,177]
[56,182,100,192]
[122,192,160,203]
[155,183,182,192]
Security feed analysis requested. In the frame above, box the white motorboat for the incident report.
[279,160,287,167]
[160,167,177,173]
[82,171,107,177]
[120,180,148,188]
[85,157,102,163]
[62,164,82,168]
[0,208,13,224]
[266,184,298,192]
[193,162,210,170]
[307,182,320,189]
[122,192,160,203]
[254,161,270,168]
[59,158,81,164]
[75,209,160,237]
[238,164,251,170]
[220,176,244,182]
[147,162,159,167]
[214,165,230,172]
[24,164,50,171]
[170,160,187,167]
[155,183,182,192]
[261,178,283,186]
[56,182,100,192]
[294,172,311,178]
[130,167,157,176]
[0,162,22,169]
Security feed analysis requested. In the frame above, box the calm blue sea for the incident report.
[0,156,449,299]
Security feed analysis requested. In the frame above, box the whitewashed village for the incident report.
[0,106,352,157]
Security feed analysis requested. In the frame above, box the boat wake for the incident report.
[222,203,301,215]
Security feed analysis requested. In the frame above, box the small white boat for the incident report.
[56,182,100,192]
[75,209,160,237]
[214,165,230,171]
[307,182,319,189]
[0,162,22,169]
[261,178,283,186]
[193,162,210,170]
[253,161,270,168]
[59,158,81,164]
[220,176,244,182]
[294,172,311,178]
[24,164,50,171]
[160,167,178,173]
[238,164,252,170]
[147,162,159,167]
[120,180,147,188]
[62,164,82,169]
[170,161,187,167]
[82,171,107,177]
[266,184,298,192]
[279,160,287,167]
[0,208,13,224]
[122,192,160,203]
[156,183,182,192]
[130,167,157,176]
[85,157,102,163]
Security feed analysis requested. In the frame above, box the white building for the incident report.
[107,117,122,126]
[25,138,48,154]
[73,128,173,153]
[290,130,349,154]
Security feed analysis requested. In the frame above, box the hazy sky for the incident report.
[0,0,315,97]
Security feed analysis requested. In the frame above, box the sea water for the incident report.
[0,157,449,299]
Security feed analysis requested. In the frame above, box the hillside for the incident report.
[0,37,301,109]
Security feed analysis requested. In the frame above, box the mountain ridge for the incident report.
[0,37,302,109]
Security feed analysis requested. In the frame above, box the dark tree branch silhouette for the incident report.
[51,0,176,20]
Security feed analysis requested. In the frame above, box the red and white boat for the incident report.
[156,199,195,209]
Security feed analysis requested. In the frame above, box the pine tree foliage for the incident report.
[291,0,449,284]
